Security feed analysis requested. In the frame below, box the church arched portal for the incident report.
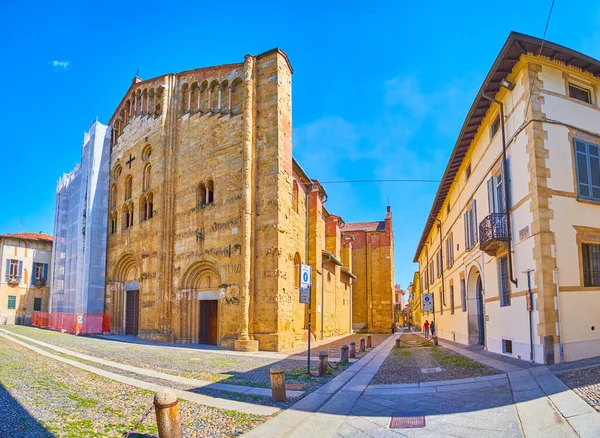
[467,265,486,346]
[111,254,140,336]
[180,262,222,345]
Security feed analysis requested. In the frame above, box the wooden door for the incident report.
[199,300,217,345]
[125,290,139,336]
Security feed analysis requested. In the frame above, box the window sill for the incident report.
[576,197,600,207]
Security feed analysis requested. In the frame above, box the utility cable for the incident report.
[320,179,441,184]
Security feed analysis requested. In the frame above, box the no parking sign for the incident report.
[423,293,433,312]
[299,264,312,304]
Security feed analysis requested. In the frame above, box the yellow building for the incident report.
[0,233,52,325]
[103,49,390,351]
[414,32,600,363]
[408,272,422,329]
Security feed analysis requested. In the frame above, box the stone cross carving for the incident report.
[126,154,136,169]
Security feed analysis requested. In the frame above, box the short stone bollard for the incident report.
[349,340,356,358]
[154,388,182,438]
[340,344,349,364]
[395,338,401,348]
[319,350,329,377]
[359,337,366,352]
[433,336,439,346]
[270,366,287,402]
[367,334,372,348]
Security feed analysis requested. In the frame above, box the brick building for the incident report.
[340,207,395,333]
[104,49,393,351]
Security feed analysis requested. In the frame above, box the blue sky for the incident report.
[2,0,600,291]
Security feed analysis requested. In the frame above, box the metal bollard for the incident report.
[270,366,287,402]
[367,334,372,348]
[359,337,365,352]
[319,350,328,377]
[349,340,356,358]
[340,344,349,364]
[395,338,401,348]
[154,388,182,438]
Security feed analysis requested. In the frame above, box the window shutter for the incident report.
[4,259,9,282]
[464,212,469,249]
[43,263,48,280]
[18,260,23,281]
[575,140,591,198]
[32,262,36,285]
[487,177,495,214]
[472,200,478,244]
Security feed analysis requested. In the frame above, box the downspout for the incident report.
[526,270,534,363]
[321,254,327,340]
[436,219,445,315]
[481,92,518,287]
[554,268,564,363]
[425,242,435,326]
[304,180,314,370]
[364,231,369,331]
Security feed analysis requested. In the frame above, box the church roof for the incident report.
[1,232,53,243]
[413,31,600,263]
[341,221,386,233]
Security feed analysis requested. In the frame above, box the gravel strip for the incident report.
[0,336,269,437]
[558,366,600,412]
[372,333,499,384]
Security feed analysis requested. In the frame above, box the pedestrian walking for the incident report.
[430,321,436,338]
[391,321,397,333]
[423,320,430,339]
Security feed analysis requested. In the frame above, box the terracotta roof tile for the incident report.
[341,221,386,232]
[1,232,53,243]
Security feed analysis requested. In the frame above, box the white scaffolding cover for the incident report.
[50,121,111,315]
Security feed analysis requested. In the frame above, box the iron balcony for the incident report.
[479,213,508,255]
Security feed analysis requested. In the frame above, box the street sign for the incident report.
[423,293,433,312]
[299,264,312,304]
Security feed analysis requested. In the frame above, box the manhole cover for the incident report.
[421,367,443,374]
[389,412,426,429]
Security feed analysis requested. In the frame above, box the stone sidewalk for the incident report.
[246,329,600,437]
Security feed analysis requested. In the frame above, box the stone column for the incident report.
[234,55,259,352]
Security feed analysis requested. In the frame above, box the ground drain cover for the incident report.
[421,367,443,374]
[389,412,426,429]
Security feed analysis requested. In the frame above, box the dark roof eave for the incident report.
[413,31,600,262]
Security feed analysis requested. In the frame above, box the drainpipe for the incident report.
[425,242,435,327]
[436,219,445,314]
[481,92,518,288]
[304,181,314,372]
[554,268,564,363]
[525,269,534,363]
[364,231,369,331]
[321,254,327,340]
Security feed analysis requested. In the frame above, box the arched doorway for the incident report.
[111,254,140,336]
[180,261,222,345]
[467,266,486,346]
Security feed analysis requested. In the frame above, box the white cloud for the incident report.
[52,60,69,69]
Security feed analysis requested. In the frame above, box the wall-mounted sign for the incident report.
[300,264,312,304]
[422,293,433,312]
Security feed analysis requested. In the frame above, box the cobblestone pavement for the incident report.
[558,366,600,412]
[4,326,387,396]
[371,333,499,384]
[0,336,269,437]
[337,383,523,438]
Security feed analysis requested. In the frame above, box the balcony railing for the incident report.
[479,213,508,255]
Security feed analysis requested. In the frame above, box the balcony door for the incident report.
[487,169,506,214]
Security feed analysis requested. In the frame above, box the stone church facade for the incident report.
[105,49,393,351]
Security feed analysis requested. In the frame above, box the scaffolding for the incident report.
[40,121,111,334]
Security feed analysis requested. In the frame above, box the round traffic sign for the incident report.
[303,272,309,282]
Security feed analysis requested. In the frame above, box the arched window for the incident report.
[136,90,142,115]
[110,184,117,210]
[142,89,148,115]
[143,164,151,192]
[125,176,133,201]
[148,88,155,114]
[190,82,199,112]
[207,179,214,204]
[140,196,147,222]
[122,205,129,229]
[292,180,299,213]
[220,80,229,112]
[155,87,163,114]
[124,100,131,124]
[197,182,207,207]
[209,80,219,112]
[230,78,243,115]
[114,164,122,182]
[181,83,189,113]
[147,192,154,219]
[294,252,301,288]
[129,202,134,226]
[142,144,152,161]
[199,81,208,112]
[110,212,117,234]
